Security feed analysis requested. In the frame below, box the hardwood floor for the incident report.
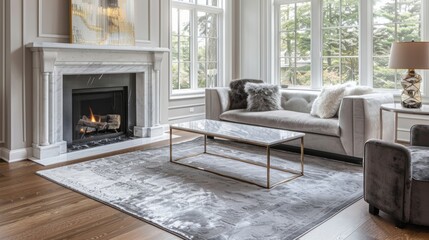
[1,132,428,240]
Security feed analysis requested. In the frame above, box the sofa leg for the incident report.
[369,204,379,215]
[395,219,406,229]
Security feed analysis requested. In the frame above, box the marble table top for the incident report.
[170,119,305,146]
[381,103,429,115]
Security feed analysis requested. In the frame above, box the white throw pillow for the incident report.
[311,85,347,119]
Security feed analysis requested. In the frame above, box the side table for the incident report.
[380,103,429,143]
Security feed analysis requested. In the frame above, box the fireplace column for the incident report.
[133,52,165,138]
[31,49,67,159]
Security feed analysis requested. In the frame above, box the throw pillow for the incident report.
[244,83,282,112]
[310,85,347,118]
[229,79,264,109]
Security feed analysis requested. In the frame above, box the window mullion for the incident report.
[274,5,280,86]
[311,0,322,89]
[422,0,429,95]
[394,0,398,86]
[294,3,298,86]
[192,8,198,89]
[339,0,342,83]
[178,9,182,90]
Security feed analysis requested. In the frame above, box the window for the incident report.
[279,2,311,88]
[372,0,422,89]
[322,0,359,85]
[171,0,223,94]
[274,0,426,90]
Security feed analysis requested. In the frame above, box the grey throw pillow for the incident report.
[244,83,282,112]
[229,79,264,109]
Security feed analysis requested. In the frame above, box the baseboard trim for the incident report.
[0,147,32,162]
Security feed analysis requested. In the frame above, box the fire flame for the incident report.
[89,106,97,122]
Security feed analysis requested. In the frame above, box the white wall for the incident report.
[238,0,261,79]
[0,0,175,161]
[233,0,273,83]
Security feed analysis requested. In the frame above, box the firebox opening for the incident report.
[63,73,136,152]
[72,87,127,144]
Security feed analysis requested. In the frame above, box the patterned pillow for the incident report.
[244,83,282,112]
[229,79,264,109]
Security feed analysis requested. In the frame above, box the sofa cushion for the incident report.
[281,91,318,113]
[245,83,282,111]
[220,109,340,137]
[409,146,429,181]
[229,79,264,109]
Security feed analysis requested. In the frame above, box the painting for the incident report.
[70,0,135,46]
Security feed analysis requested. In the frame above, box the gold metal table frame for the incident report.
[169,127,304,189]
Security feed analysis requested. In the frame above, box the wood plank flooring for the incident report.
[1,132,429,240]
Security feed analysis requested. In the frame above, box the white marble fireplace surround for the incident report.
[27,42,169,164]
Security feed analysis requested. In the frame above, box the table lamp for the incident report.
[389,41,429,108]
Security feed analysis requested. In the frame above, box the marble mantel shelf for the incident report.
[27,42,170,53]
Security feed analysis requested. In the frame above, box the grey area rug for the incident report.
[37,138,363,240]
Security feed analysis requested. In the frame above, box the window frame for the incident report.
[170,0,225,98]
[273,0,429,93]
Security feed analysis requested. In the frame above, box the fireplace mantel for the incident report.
[27,42,169,160]
[28,42,170,53]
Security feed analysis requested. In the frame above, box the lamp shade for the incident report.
[389,42,429,69]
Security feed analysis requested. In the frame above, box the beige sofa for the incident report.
[205,88,394,158]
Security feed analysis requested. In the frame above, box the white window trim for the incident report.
[272,0,429,93]
[273,0,322,90]
[170,1,226,98]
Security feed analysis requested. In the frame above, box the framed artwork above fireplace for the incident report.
[70,0,135,45]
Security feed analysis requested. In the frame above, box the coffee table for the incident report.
[170,119,305,189]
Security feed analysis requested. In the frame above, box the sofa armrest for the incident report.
[364,139,412,222]
[339,93,394,158]
[205,88,231,120]
[411,125,429,147]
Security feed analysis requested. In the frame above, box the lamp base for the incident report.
[401,69,422,109]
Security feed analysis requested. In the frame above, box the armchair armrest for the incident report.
[364,139,412,222]
[339,93,394,158]
[411,125,429,147]
[205,88,231,120]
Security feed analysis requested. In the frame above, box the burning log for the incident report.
[76,114,121,133]
[107,114,121,129]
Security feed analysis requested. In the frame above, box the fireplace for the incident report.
[63,74,136,151]
[28,42,168,161]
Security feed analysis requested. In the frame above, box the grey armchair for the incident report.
[364,124,429,228]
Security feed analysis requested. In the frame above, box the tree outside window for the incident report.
[171,0,222,93]
[279,2,311,88]
[373,0,422,89]
[322,0,359,86]
[276,0,424,90]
